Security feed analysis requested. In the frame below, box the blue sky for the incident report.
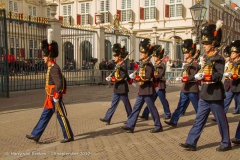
[231,0,240,6]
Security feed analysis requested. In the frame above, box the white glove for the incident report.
[129,73,136,79]
[53,98,59,103]
[132,82,137,87]
[194,73,204,80]
[196,44,200,50]
[155,87,159,92]
[175,77,182,81]
[223,72,232,77]
[105,77,112,82]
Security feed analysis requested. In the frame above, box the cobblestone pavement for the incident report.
[0,85,240,160]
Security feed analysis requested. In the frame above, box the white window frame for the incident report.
[121,0,132,22]
[63,4,72,24]
[28,5,37,17]
[80,2,90,25]
[46,7,50,18]
[144,0,156,20]
[9,0,18,13]
[29,40,38,58]
[169,0,182,18]
[100,0,110,23]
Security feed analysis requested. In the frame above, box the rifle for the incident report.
[176,49,200,79]
[106,50,134,79]
[130,46,161,77]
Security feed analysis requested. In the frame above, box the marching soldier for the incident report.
[120,38,163,133]
[221,45,239,115]
[227,40,240,145]
[26,29,74,143]
[99,43,132,125]
[179,20,232,151]
[164,39,200,127]
[139,45,171,120]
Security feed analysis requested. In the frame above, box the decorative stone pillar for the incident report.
[94,12,105,69]
[171,29,176,60]
[48,3,63,69]
[128,18,136,60]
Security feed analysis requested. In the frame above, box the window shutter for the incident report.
[77,14,81,25]
[140,7,144,20]
[38,49,42,58]
[59,16,63,21]
[165,4,169,18]
[117,10,121,21]
[20,48,25,58]
[95,13,97,24]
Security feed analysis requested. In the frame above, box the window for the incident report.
[9,0,18,12]
[80,3,90,25]
[121,0,132,21]
[46,7,50,18]
[100,0,110,23]
[169,0,182,17]
[9,38,19,57]
[28,5,36,16]
[63,5,72,24]
[29,40,38,58]
[144,0,156,20]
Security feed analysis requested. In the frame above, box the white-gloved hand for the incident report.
[194,73,204,80]
[129,73,136,79]
[132,82,137,87]
[196,44,200,50]
[175,77,182,81]
[105,77,112,82]
[53,98,59,103]
[155,87,159,92]
[223,72,232,77]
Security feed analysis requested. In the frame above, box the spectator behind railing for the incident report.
[99,58,108,84]
[166,59,173,85]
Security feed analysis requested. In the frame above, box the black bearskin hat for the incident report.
[41,39,59,58]
[153,45,164,59]
[223,46,231,58]
[230,40,240,53]
[112,43,122,57]
[139,38,154,56]
[182,39,196,56]
[201,20,223,47]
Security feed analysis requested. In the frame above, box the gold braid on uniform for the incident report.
[139,65,149,85]
[229,60,240,79]
[115,68,123,81]
[225,62,233,80]
[45,64,54,96]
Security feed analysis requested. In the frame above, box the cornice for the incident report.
[60,0,74,4]
[25,0,40,6]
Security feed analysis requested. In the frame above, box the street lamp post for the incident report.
[189,0,207,44]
